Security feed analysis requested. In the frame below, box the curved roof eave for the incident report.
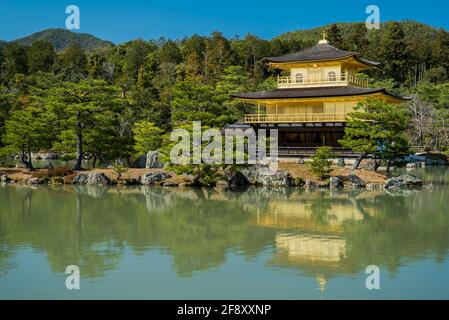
[231,87,410,102]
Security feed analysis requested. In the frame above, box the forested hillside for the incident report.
[4,28,114,52]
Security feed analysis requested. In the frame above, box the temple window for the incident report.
[328,71,337,81]
[295,73,304,83]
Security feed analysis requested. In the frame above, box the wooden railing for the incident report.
[247,146,359,158]
[277,147,358,157]
[244,113,347,124]
[277,73,368,88]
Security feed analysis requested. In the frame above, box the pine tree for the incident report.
[26,40,56,73]
[340,99,410,171]
[3,43,28,77]
[347,23,368,54]
[46,80,123,170]
[59,44,87,81]
[326,24,343,49]
[88,53,106,79]
[205,32,231,82]
[379,22,410,83]
[160,40,182,65]
[433,29,449,79]
[2,105,53,170]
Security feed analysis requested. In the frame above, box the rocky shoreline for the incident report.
[0,163,435,191]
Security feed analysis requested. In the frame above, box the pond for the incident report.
[1,167,449,299]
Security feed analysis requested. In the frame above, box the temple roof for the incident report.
[265,42,380,67]
[231,86,409,101]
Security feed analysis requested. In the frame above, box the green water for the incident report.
[1,168,449,299]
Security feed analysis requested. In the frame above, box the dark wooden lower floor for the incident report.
[278,127,345,148]
[252,124,358,157]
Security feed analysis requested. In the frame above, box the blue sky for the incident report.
[0,0,448,43]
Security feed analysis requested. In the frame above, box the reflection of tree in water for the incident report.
[0,185,274,278]
[1,184,449,282]
[309,193,334,226]
[0,243,16,277]
[343,189,449,276]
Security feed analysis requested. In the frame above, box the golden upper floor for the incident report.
[266,38,379,89]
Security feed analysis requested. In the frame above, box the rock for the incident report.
[146,151,164,169]
[259,171,293,187]
[315,181,330,189]
[73,173,111,186]
[406,162,426,170]
[0,174,10,182]
[384,174,422,189]
[241,166,293,187]
[366,183,384,190]
[336,158,345,168]
[304,180,316,190]
[228,171,250,187]
[122,177,140,185]
[132,154,147,168]
[343,174,366,188]
[406,162,418,170]
[89,173,112,186]
[29,177,46,185]
[162,181,179,187]
[360,159,379,171]
[31,152,59,160]
[141,171,171,185]
[329,176,343,189]
[73,173,89,184]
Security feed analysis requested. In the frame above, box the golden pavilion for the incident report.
[232,34,408,157]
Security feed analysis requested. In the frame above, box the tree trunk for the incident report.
[73,114,83,171]
[352,152,367,170]
[373,159,381,171]
[386,160,391,173]
[21,150,34,171]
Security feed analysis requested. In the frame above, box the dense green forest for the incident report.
[1,21,449,170]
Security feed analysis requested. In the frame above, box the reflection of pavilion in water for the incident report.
[248,195,377,293]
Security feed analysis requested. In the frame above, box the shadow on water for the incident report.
[1,167,449,285]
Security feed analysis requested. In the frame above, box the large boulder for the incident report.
[329,176,344,189]
[132,154,147,168]
[228,171,250,187]
[385,174,422,189]
[0,174,10,182]
[242,166,293,187]
[256,171,293,187]
[336,158,345,168]
[73,172,111,186]
[146,151,164,169]
[343,174,366,188]
[360,159,380,171]
[141,171,171,185]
